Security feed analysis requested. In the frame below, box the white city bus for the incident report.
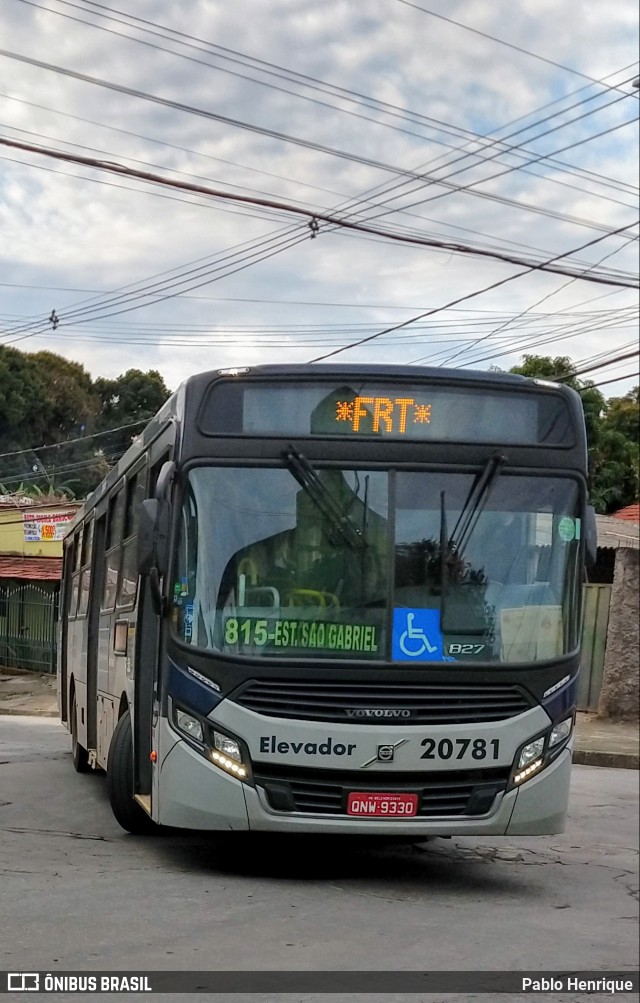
[58,364,594,835]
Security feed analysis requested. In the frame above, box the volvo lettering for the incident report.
[345,709,412,719]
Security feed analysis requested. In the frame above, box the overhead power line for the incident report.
[431,313,639,372]
[393,0,636,93]
[12,0,639,213]
[0,137,637,293]
[1,47,637,242]
[308,222,640,364]
[21,0,635,184]
[556,348,640,381]
[585,372,638,390]
[0,418,149,461]
[0,223,309,343]
[439,232,639,367]
[337,79,639,229]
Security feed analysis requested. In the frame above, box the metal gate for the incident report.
[578,583,612,712]
[0,583,58,674]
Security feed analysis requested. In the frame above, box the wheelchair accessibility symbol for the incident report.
[392,608,443,661]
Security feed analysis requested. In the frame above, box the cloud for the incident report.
[0,0,637,396]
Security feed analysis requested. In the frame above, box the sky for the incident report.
[0,0,638,399]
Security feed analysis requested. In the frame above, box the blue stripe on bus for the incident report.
[541,673,578,721]
[167,661,222,716]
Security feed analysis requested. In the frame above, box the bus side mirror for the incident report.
[138,498,170,577]
[585,505,597,569]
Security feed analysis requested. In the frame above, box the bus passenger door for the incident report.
[133,454,173,799]
[133,578,158,796]
[85,514,106,759]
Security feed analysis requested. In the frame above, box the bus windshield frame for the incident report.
[170,458,583,667]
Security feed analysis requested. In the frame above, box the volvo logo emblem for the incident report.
[360,739,408,769]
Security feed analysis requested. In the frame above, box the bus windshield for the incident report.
[172,465,582,665]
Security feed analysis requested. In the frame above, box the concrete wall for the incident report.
[598,547,639,721]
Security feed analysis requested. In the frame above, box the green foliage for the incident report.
[509,355,639,514]
[29,351,96,440]
[0,348,172,500]
[0,482,76,502]
[604,386,639,442]
[94,369,171,431]
[591,387,640,512]
[0,346,50,451]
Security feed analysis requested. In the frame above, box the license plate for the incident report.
[347,792,418,817]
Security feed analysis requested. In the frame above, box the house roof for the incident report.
[612,502,640,523]
[596,515,639,550]
[0,494,35,507]
[0,556,63,581]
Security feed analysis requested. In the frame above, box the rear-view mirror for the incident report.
[137,498,170,577]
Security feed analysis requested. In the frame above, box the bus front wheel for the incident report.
[107,710,157,835]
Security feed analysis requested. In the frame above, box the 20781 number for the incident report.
[420,737,500,760]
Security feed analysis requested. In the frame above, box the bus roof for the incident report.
[63,363,582,538]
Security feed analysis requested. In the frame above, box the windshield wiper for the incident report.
[440,453,505,636]
[449,451,506,560]
[283,445,366,551]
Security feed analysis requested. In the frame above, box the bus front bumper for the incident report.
[157,728,572,836]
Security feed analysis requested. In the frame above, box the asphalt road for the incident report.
[1,716,638,1002]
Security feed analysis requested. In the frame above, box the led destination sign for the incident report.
[224,616,379,654]
[335,396,431,434]
[201,379,573,445]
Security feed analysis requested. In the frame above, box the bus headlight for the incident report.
[510,715,574,788]
[170,703,251,781]
[174,708,204,744]
[512,758,544,785]
[517,737,544,769]
[549,716,573,747]
[213,730,242,763]
[511,737,545,785]
[210,729,250,780]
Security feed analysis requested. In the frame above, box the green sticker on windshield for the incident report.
[558,517,576,542]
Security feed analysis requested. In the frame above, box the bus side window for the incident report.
[69,529,83,619]
[117,469,146,608]
[106,489,126,550]
[103,489,125,610]
[77,519,94,617]
[73,528,83,571]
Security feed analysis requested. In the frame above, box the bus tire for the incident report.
[71,693,90,773]
[107,710,157,835]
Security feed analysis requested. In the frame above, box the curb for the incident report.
[573,750,639,770]
[0,708,59,717]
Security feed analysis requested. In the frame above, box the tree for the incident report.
[89,369,172,499]
[509,356,639,513]
[94,369,171,431]
[604,386,639,442]
[0,350,173,501]
[18,352,102,497]
[0,346,50,452]
[591,387,640,512]
[0,347,99,495]
[28,351,97,441]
